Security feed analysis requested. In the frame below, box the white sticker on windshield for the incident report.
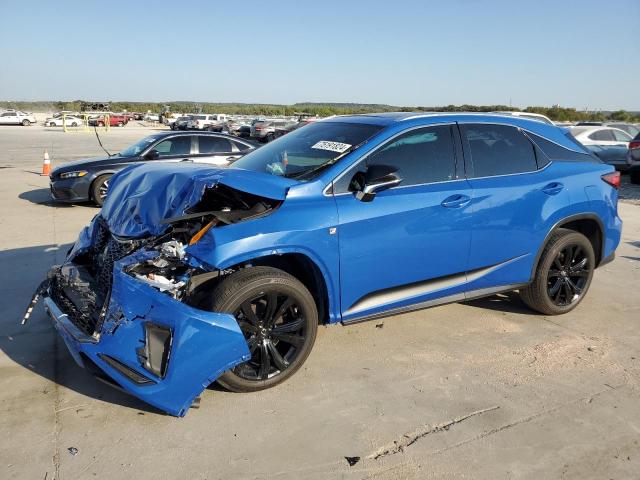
[311,140,352,153]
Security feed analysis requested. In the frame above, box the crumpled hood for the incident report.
[101,162,296,238]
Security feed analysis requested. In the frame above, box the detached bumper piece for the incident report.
[42,253,250,417]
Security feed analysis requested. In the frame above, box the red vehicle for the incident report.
[89,114,129,127]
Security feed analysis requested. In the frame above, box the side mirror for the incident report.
[355,164,402,202]
[144,149,160,160]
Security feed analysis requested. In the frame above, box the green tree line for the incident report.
[1,100,638,123]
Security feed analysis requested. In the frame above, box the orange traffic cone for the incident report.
[41,149,51,176]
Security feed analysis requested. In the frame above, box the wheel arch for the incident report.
[530,213,605,280]
[209,248,336,325]
[88,170,118,201]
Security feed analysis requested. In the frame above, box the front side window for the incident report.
[153,136,191,156]
[365,125,456,187]
[463,124,537,177]
[198,136,232,154]
[588,130,615,141]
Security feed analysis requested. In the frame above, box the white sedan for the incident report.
[571,126,633,171]
[45,115,85,127]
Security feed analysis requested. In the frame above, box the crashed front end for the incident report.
[33,163,288,416]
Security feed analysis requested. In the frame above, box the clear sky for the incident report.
[1,0,638,110]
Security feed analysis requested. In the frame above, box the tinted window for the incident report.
[153,136,191,156]
[612,129,631,142]
[464,124,537,177]
[588,130,615,141]
[232,140,252,151]
[366,125,456,186]
[198,136,232,154]
[527,132,600,163]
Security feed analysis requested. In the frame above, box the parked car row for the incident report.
[569,125,640,182]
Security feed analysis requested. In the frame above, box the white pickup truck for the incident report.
[0,110,37,126]
[187,114,228,130]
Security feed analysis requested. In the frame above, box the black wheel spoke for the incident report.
[271,331,305,347]
[237,319,258,334]
[549,278,562,296]
[553,257,563,270]
[571,270,590,278]
[263,292,279,326]
[273,297,294,324]
[246,336,259,354]
[566,278,582,295]
[241,301,260,325]
[569,258,587,272]
[563,246,573,269]
[272,317,305,334]
[548,269,562,278]
[259,341,271,380]
[266,340,288,371]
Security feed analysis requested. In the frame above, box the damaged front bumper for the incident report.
[41,251,250,417]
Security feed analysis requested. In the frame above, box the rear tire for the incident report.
[520,228,595,315]
[630,170,640,185]
[205,266,318,393]
[91,174,112,207]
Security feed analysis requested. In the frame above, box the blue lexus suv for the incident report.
[29,113,622,416]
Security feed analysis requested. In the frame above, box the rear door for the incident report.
[460,123,568,291]
[0,112,17,125]
[334,124,473,321]
[193,135,239,165]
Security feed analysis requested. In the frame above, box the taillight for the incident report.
[630,141,640,150]
[601,171,620,189]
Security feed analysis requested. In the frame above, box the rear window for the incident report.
[193,115,206,120]
[463,124,538,177]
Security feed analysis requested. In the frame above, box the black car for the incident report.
[49,132,259,206]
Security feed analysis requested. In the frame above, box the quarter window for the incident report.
[365,125,457,187]
[463,124,537,177]
[198,136,232,154]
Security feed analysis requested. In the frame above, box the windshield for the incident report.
[232,121,383,180]
[119,134,163,157]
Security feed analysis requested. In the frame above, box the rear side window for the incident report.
[588,130,615,141]
[612,130,631,142]
[526,132,600,163]
[198,136,232,154]
[232,140,252,151]
[366,125,457,186]
[463,124,537,177]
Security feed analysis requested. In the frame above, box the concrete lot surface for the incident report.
[0,125,639,479]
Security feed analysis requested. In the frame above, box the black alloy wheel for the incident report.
[208,266,318,392]
[520,228,595,315]
[233,291,308,381]
[546,244,590,306]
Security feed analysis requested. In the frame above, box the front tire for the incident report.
[630,170,640,185]
[91,174,112,207]
[22,119,31,126]
[520,228,595,315]
[205,266,318,392]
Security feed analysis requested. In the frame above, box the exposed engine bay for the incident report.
[45,183,281,337]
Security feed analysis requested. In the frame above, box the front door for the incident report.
[333,124,473,321]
